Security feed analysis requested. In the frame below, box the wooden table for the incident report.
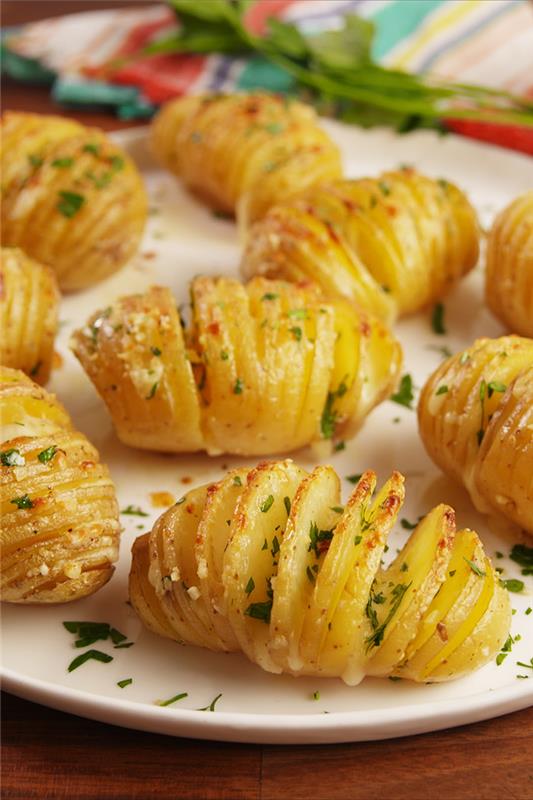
[2,3,532,798]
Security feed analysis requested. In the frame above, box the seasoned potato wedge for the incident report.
[0,247,59,383]
[1,111,147,291]
[486,191,533,337]
[418,336,533,535]
[241,169,479,323]
[0,367,120,603]
[71,277,402,456]
[129,460,510,684]
[151,93,342,225]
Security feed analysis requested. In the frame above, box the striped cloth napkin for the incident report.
[3,0,533,152]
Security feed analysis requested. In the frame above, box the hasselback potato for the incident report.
[70,277,401,456]
[0,247,59,384]
[0,367,120,602]
[1,111,147,291]
[486,191,533,337]
[151,93,342,225]
[241,168,480,323]
[129,460,510,684]
[418,336,533,536]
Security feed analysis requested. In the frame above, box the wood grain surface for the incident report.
[1,4,532,799]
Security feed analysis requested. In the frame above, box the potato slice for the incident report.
[365,504,456,676]
[269,465,341,673]
[194,469,249,650]
[223,460,306,673]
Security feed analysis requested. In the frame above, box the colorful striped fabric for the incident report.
[2,0,532,150]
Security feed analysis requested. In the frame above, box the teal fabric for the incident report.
[237,56,296,93]
[371,0,446,59]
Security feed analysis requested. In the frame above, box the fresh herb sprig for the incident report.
[143,1,533,132]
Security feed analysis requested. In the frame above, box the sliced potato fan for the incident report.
[70,277,402,456]
[0,247,60,384]
[241,168,479,324]
[129,460,510,685]
[151,92,342,225]
[0,367,120,603]
[418,335,533,536]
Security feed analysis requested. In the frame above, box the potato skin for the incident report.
[241,169,479,323]
[418,336,533,535]
[129,460,509,684]
[70,277,401,456]
[486,191,533,337]
[151,93,342,224]
[0,247,59,384]
[0,367,120,603]
[1,111,147,291]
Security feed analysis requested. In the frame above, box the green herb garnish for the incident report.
[57,190,85,218]
[157,692,188,707]
[390,374,414,409]
[245,577,255,595]
[463,557,486,577]
[38,445,58,464]
[431,303,446,335]
[117,678,133,688]
[51,157,74,168]
[502,578,524,593]
[197,693,223,712]
[233,378,244,395]
[260,495,274,513]
[120,505,149,516]
[146,382,158,399]
[436,385,448,395]
[244,600,272,623]
[510,544,533,576]
[68,649,113,672]
[10,494,34,510]
[1,448,25,467]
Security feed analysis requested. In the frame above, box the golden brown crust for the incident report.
[1,111,148,291]
[129,461,510,684]
[150,93,342,224]
[418,336,533,535]
[0,367,120,603]
[70,277,402,455]
[241,169,479,323]
[486,191,533,337]
[0,247,60,383]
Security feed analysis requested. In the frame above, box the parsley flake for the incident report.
[390,374,414,409]
[431,303,446,335]
[57,190,85,218]
[1,448,25,467]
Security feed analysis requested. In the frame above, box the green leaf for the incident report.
[265,18,308,60]
[68,649,113,672]
[390,374,414,409]
[306,15,375,71]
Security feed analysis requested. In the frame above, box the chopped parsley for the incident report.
[390,374,414,409]
[260,495,274,513]
[28,154,44,168]
[346,473,362,484]
[330,506,343,514]
[117,678,133,688]
[401,517,421,530]
[51,157,74,168]
[233,378,244,395]
[244,600,272,623]
[426,344,453,359]
[365,582,411,651]
[197,693,223,712]
[120,505,149,517]
[1,448,25,467]
[220,350,229,360]
[68,649,113,672]
[431,302,446,335]
[63,620,130,648]
[233,475,243,486]
[436,385,448,395]
[308,521,333,558]
[334,441,345,452]
[150,346,162,357]
[289,326,302,341]
[488,381,507,397]
[245,577,255,595]
[157,692,188,707]
[83,143,101,155]
[10,494,34,510]
[463,557,486,577]
[312,690,320,701]
[287,308,308,320]
[146,382,158,400]
[37,445,58,464]
[261,292,279,301]
[502,578,524,593]
[57,190,85,218]
[271,536,280,557]
[510,544,533,576]
[283,496,291,515]
[378,180,391,196]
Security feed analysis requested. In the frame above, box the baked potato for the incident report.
[1,111,148,291]
[241,168,480,323]
[486,191,533,337]
[129,460,510,684]
[70,277,402,456]
[0,367,120,602]
[0,247,59,384]
[151,93,342,225]
[418,336,533,536]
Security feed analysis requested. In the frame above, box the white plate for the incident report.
[2,122,533,744]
